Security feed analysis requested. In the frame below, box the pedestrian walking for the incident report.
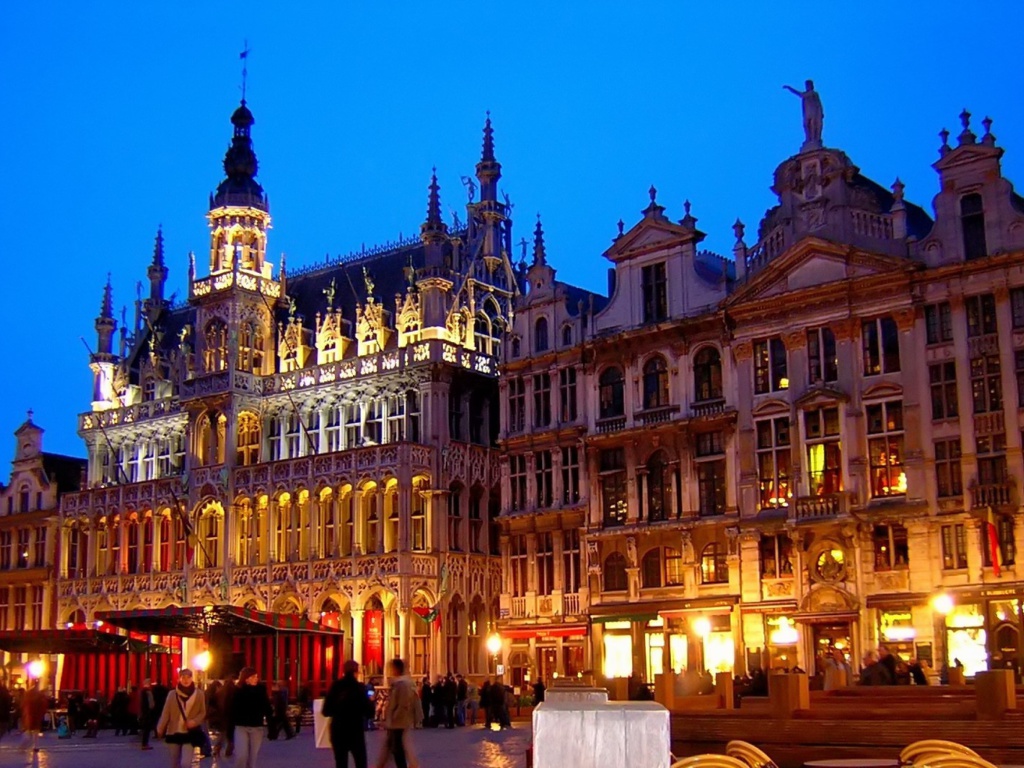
[418,677,432,728]
[156,668,207,768]
[139,678,157,750]
[455,675,467,726]
[230,667,272,768]
[19,681,47,754]
[823,648,851,690]
[479,680,492,729]
[376,659,420,768]
[322,660,374,768]
[268,682,295,740]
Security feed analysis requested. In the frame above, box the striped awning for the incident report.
[0,629,171,655]
[95,605,342,638]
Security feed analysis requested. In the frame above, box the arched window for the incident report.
[641,549,662,589]
[642,356,670,409]
[142,376,157,402]
[535,317,549,352]
[961,193,987,260]
[599,367,625,418]
[196,414,214,466]
[363,489,379,555]
[126,517,140,574]
[603,552,628,592]
[561,325,573,347]
[700,543,728,584]
[236,412,261,466]
[238,323,253,372]
[693,347,723,402]
[646,451,672,522]
[475,315,491,354]
[204,319,228,372]
[200,511,220,568]
[511,337,521,358]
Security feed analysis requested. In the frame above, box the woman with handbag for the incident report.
[156,668,207,768]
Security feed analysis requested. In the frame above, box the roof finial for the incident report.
[533,213,547,267]
[239,40,250,104]
[681,199,696,227]
[649,185,657,203]
[982,116,995,146]
[152,225,165,268]
[100,273,114,318]
[732,219,746,244]
[26,409,34,423]
[617,219,625,238]
[427,167,442,225]
[891,177,905,204]
[939,128,950,157]
[958,108,976,146]
[481,110,495,163]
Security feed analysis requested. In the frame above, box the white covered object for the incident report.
[532,700,670,768]
[544,687,609,704]
[313,698,331,749]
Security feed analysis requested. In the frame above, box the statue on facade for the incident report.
[460,175,477,202]
[783,79,824,150]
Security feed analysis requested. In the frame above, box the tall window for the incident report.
[406,390,421,442]
[1016,350,1024,409]
[960,193,987,260]
[700,543,728,585]
[599,367,625,418]
[510,535,528,596]
[535,451,554,508]
[873,524,909,570]
[756,417,791,509]
[693,347,723,401]
[12,587,26,629]
[641,549,662,588]
[411,480,426,552]
[126,520,139,573]
[642,356,670,409]
[754,337,788,394]
[559,368,578,422]
[561,446,580,504]
[603,552,628,592]
[108,519,120,574]
[807,327,837,383]
[363,492,379,555]
[696,432,726,517]
[805,407,842,496]
[641,262,668,324]
[365,400,382,445]
[966,294,997,337]
[509,455,527,511]
[236,412,261,466]
[536,532,555,595]
[344,403,362,448]
[665,547,685,586]
[534,373,552,427]
[862,317,900,375]
[325,404,343,452]
[508,378,526,433]
[867,401,906,497]
[66,526,81,577]
[600,449,628,526]
[33,526,45,568]
[283,413,301,458]
[0,531,10,569]
[991,515,1016,567]
[535,317,550,353]
[469,487,483,553]
[646,451,672,522]
[201,514,220,568]
[929,362,959,421]
[204,319,228,372]
[563,529,581,594]
[971,355,1002,413]
[925,302,953,344]
[935,439,963,498]
[16,529,29,569]
[1012,288,1024,330]
[760,534,793,578]
[447,486,462,551]
[941,524,968,570]
[561,325,573,347]
[977,434,1008,485]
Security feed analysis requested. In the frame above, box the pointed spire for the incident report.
[532,214,547,266]
[481,110,495,163]
[212,98,267,210]
[421,168,449,245]
[152,226,165,267]
[100,274,114,319]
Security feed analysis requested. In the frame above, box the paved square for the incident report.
[0,726,532,768]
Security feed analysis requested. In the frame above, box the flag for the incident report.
[986,508,1002,578]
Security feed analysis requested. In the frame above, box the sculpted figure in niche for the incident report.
[784,79,824,150]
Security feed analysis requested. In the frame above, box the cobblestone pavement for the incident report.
[0,725,532,768]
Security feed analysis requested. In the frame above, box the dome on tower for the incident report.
[211,100,267,211]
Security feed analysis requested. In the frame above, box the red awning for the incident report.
[503,626,588,640]
[95,605,343,638]
[0,629,171,655]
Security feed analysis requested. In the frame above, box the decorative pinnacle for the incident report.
[481,111,495,163]
[957,108,976,146]
[100,273,114,318]
[152,225,165,267]
[533,213,547,266]
[982,116,995,146]
[426,167,442,225]
[891,177,905,203]
[939,128,950,156]
[960,108,971,130]
[617,219,625,237]
[684,200,692,216]
[649,185,657,203]
[732,219,746,244]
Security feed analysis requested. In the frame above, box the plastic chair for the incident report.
[913,755,998,768]
[901,740,980,766]
[726,740,778,768]
[672,755,751,768]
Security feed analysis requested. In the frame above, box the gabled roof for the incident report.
[42,453,86,494]
[603,198,703,263]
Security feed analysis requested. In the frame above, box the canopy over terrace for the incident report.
[95,605,345,696]
[0,629,175,696]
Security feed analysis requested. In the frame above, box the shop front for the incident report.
[865,594,935,674]
[502,625,588,686]
[935,585,1024,679]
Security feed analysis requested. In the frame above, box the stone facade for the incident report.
[57,102,513,680]
[498,106,1024,688]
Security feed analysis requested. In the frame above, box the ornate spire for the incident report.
[147,226,168,306]
[212,99,267,210]
[532,214,547,266]
[100,274,114,319]
[475,112,501,201]
[481,111,495,163]
[152,226,165,267]
[421,168,448,245]
[957,108,977,146]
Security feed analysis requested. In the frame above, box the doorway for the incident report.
[811,622,852,676]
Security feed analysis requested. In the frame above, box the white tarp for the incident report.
[545,687,609,704]
[532,700,670,768]
[313,698,330,749]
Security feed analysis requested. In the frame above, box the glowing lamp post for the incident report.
[486,631,502,677]
[26,660,45,680]
[193,650,212,683]
[931,591,954,674]
[693,617,712,673]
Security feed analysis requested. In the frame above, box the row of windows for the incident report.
[0,586,45,631]
[507,530,581,597]
[597,349,725,420]
[5,487,43,515]
[0,527,47,570]
[507,369,579,432]
[97,436,185,484]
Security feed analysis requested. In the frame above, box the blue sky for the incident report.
[2,1,1023,465]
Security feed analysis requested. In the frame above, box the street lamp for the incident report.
[26,660,45,680]
[486,631,502,677]
[931,592,954,676]
[693,617,711,673]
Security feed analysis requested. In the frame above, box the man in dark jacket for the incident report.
[322,661,374,768]
[138,679,156,750]
[878,646,899,685]
[419,677,432,728]
[268,682,294,740]
[442,675,457,729]
[860,651,894,686]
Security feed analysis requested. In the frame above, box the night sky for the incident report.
[2,1,1023,465]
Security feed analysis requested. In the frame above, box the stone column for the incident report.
[351,608,365,666]
[731,341,758,514]
[949,295,978,500]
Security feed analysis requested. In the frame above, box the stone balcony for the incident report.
[79,398,185,432]
[507,591,586,619]
[635,405,681,426]
[970,480,1016,510]
[793,492,850,522]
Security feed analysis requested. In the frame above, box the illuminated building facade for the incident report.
[57,100,510,681]
[498,106,1024,686]
[0,415,85,682]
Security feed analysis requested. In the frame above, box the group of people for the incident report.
[0,680,49,752]
[823,646,933,688]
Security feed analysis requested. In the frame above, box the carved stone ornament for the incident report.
[587,540,601,575]
[626,536,638,568]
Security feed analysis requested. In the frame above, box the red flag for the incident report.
[988,518,1002,577]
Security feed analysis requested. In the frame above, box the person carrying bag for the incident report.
[156,668,207,768]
